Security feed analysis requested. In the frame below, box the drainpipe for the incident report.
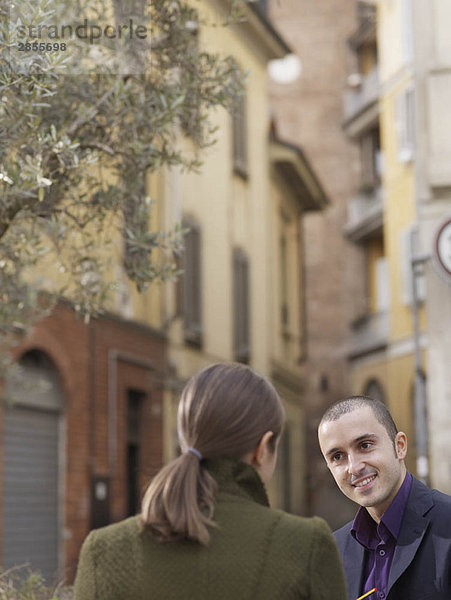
[409,227,430,484]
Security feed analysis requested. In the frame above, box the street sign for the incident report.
[433,216,451,281]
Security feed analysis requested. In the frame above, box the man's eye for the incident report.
[361,442,372,450]
[332,453,343,462]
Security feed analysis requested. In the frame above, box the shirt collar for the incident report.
[351,471,412,547]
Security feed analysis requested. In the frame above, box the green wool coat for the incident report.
[74,458,347,600]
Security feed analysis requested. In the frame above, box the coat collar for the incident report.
[387,476,433,593]
[203,457,270,507]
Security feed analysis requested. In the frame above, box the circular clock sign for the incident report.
[434,217,451,279]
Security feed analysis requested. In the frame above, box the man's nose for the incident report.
[347,453,365,475]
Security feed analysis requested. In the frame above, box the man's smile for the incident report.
[352,474,377,489]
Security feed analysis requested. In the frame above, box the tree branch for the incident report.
[79,142,115,156]
[67,84,118,136]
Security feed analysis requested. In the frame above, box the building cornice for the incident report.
[246,1,291,58]
[270,136,329,212]
[211,0,291,60]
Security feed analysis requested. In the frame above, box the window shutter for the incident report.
[396,87,415,163]
[232,93,248,177]
[182,221,202,345]
[400,224,426,305]
[280,234,289,328]
[375,256,390,311]
[401,0,413,64]
[233,250,250,363]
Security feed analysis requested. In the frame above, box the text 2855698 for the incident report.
[17,42,67,52]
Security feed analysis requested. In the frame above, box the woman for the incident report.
[74,362,347,599]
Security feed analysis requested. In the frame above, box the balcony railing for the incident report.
[344,67,379,124]
[348,310,389,359]
[345,185,384,242]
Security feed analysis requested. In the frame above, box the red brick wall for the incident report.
[0,302,166,582]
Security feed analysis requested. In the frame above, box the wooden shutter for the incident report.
[232,93,248,177]
[183,221,202,346]
[233,250,250,363]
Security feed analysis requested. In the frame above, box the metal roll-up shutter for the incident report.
[2,351,63,584]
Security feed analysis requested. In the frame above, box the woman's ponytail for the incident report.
[141,452,217,545]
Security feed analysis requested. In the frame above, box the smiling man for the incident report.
[318,396,451,600]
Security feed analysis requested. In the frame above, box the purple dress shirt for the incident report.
[351,471,413,600]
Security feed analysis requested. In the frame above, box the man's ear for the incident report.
[253,431,275,467]
[395,431,407,459]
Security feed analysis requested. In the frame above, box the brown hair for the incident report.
[320,395,398,443]
[141,362,284,545]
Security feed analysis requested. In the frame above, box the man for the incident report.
[318,395,451,600]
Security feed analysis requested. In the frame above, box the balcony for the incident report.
[344,185,383,243]
[348,310,389,359]
[344,68,379,136]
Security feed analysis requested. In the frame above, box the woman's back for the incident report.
[75,458,346,600]
[74,364,346,599]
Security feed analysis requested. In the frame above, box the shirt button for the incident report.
[378,592,385,599]
[379,549,386,556]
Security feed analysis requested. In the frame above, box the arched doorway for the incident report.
[364,378,386,404]
[2,350,64,583]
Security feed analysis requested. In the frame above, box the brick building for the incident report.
[0,302,166,582]
[267,0,364,526]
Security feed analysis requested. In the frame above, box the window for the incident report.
[396,87,415,163]
[366,237,389,315]
[364,379,386,403]
[360,126,381,189]
[232,92,248,178]
[280,233,289,329]
[180,219,202,346]
[401,0,413,64]
[233,249,250,363]
[375,256,390,311]
[400,224,426,305]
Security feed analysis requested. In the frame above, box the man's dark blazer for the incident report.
[334,476,451,600]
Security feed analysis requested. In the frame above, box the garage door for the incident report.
[2,351,63,584]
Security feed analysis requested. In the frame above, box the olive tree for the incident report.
[0,0,245,370]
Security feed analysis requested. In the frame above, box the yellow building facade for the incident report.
[344,0,426,477]
[127,1,328,512]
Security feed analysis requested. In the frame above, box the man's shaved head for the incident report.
[319,395,398,444]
